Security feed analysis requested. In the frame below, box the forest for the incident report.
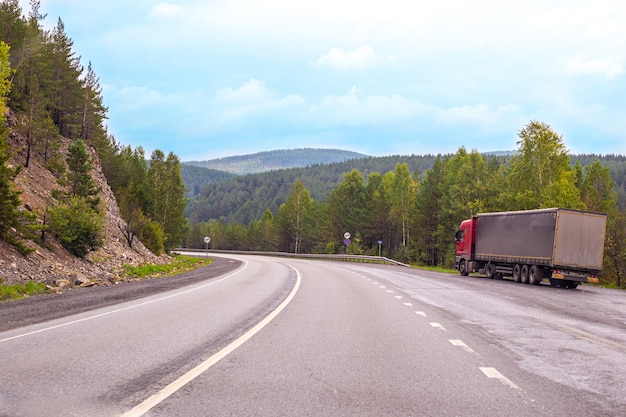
[185,153,626,225]
[184,125,626,288]
[0,0,187,257]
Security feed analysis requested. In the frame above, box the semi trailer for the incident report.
[454,208,607,288]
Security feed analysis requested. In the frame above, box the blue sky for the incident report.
[25,0,626,161]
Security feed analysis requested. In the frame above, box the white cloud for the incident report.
[315,46,391,70]
[563,55,624,79]
[148,3,185,19]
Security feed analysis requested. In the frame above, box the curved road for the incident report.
[1,254,625,416]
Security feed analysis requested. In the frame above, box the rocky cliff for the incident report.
[0,120,169,290]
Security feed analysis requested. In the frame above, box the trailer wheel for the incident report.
[459,260,469,277]
[529,265,542,285]
[521,264,530,284]
[513,264,522,283]
[485,262,495,279]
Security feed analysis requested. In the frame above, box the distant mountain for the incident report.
[185,148,368,175]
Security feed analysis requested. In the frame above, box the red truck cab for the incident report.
[455,217,476,276]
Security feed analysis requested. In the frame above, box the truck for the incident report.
[454,208,607,289]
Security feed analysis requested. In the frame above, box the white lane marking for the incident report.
[429,322,447,331]
[394,296,403,299]
[449,339,475,353]
[379,285,386,288]
[121,264,303,417]
[414,311,427,317]
[386,290,394,293]
[0,261,249,344]
[403,303,413,307]
[479,367,520,390]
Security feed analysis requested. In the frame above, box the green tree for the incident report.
[0,40,24,245]
[80,61,108,149]
[57,138,101,209]
[47,196,104,258]
[580,160,617,213]
[413,157,445,266]
[325,169,367,251]
[47,17,83,139]
[247,209,277,251]
[139,219,165,255]
[603,208,626,287]
[147,150,188,251]
[362,171,392,255]
[275,180,314,253]
[390,163,415,249]
[508,121,582,209]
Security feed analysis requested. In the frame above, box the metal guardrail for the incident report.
[172,248,411,268]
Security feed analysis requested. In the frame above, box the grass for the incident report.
[122,254,212,279]
[0,279,47,301]
[411,264,458,274]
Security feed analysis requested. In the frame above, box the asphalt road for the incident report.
[1,254,625,416]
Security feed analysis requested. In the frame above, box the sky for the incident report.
[21,0,626,161]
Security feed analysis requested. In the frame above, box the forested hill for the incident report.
[185,154,439,224]
[185,148,367,175]
[185,153,626,226]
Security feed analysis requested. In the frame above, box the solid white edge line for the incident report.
[0,261,249,344]
[120,263,302,417]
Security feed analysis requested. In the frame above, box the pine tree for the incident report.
[0,41,22,240]
[57,138,101,209]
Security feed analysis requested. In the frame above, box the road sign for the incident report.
[344,232,351,239]
[344,238,351,246]
[204,236,211,244]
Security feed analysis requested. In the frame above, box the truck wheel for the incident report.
[485,262,494,279]
[513,264,522,283]
[521,265,530,284]
[459,260,469,277]
[529,265,542,285]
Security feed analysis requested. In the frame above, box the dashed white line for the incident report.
[403,302,413,307]
[429,322,447,331]
[394,296,403,299]
[414,311,427,317]
[479,367,520,390]
[449,339,475,353]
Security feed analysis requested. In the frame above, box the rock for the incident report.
[54,279,72,289]
[46,285,61,294]
[72,274,90,286]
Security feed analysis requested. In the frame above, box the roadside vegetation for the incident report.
[122,255,211,279]
[0,279,47,301]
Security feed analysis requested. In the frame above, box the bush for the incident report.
[140,220,166,255]
[47,197,105,258]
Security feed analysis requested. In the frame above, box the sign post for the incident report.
[203,236,211,258]
[344,232,350,254]
[377,240,383,257]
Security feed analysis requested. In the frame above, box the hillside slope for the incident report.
[0,121,168,288]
